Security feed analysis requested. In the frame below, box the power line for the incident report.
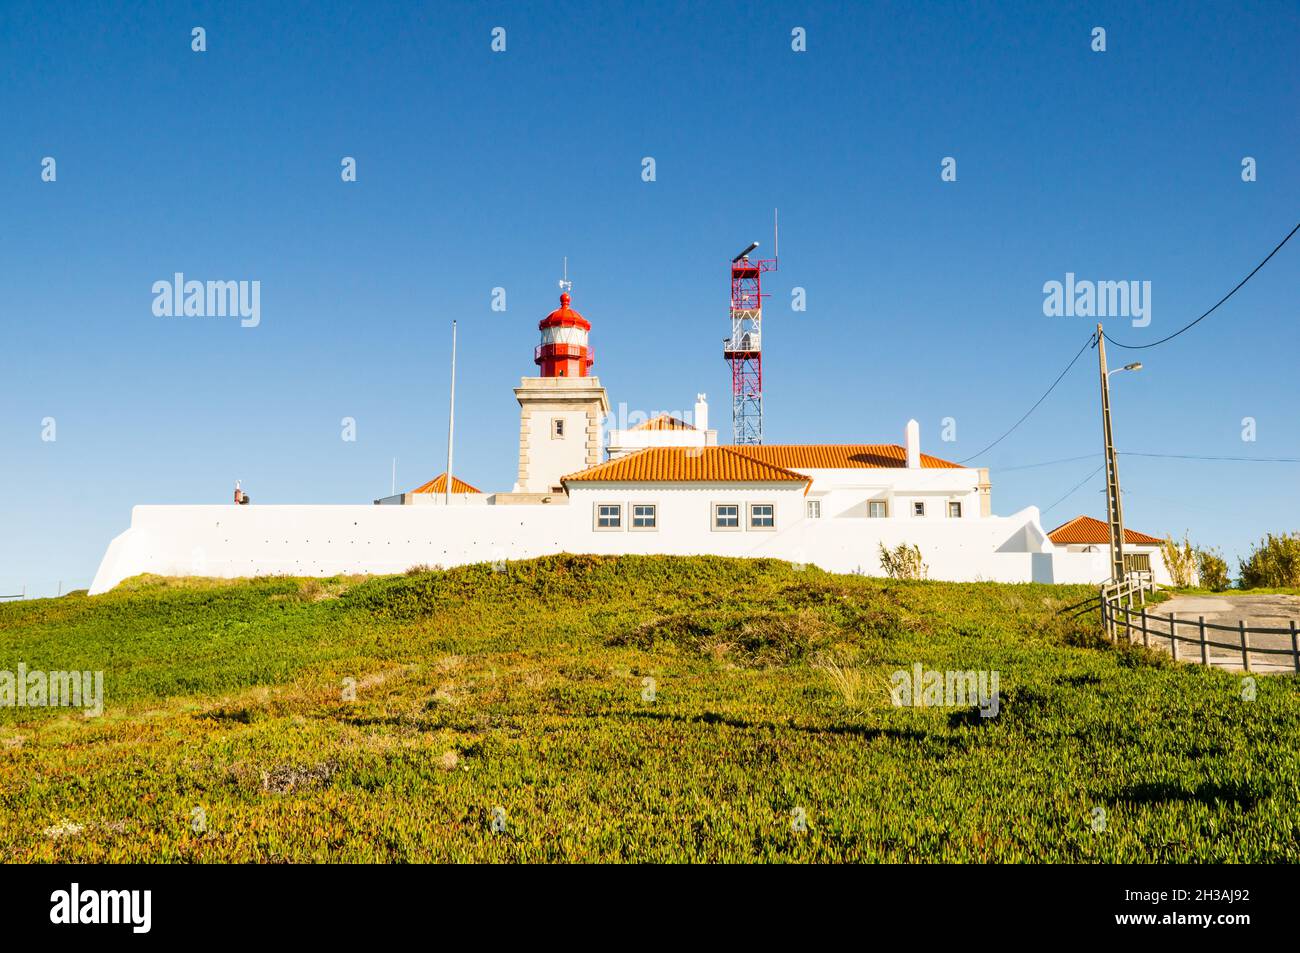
[1041,465,1104,516]
[1120,451,1300,464]
[958,335,1093,464]
[1103,220,1300,350]
[1001,452,1100,471]
[960,221,1298,465]
[984,448,1298,476]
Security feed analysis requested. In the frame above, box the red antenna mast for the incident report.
[723,214,778,444]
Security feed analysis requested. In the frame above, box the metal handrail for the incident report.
[534,343,594,364]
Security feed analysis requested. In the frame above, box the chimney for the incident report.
[694,393,709,433]
[905,419,921,469]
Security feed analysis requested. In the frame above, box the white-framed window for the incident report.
[631,503,657,530]
[948,501,962,518]
[913,501,926,517]
[594,503,622,530]
[806,499,821,519]
[868,500,888,519]
[552,417,566,439]
[713,503,740,530]
[749,503,776,530]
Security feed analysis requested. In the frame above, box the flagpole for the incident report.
[445,320,457,505]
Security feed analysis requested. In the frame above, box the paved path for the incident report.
[1134,594,1300,673]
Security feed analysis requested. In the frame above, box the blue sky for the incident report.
[2,0,1297,595]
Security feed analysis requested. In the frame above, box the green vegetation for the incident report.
[1239,532,1300,589]
[1161,534,1198,588]
[1196,548,1231,592]
[877,542,927,580]
[1,556,1296,862]
[1161,533,1237,592]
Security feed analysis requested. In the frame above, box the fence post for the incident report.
[1291,621,1299,675]
[1141,608,1149,648]
[1239,621,1250,672]
[1199,616,1208,666]
[1169,613,1178,661]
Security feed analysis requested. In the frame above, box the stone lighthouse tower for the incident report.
[512,290,610,494]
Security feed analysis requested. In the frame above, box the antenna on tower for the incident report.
[723,233,778,445]
[558,256,572,295]
[774,208,779,265]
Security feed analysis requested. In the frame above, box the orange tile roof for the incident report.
[628,414,696,432]
[730,444,965,470]
[562,447,809,484]
[410,472,483,494]
[1047,515,1164,546]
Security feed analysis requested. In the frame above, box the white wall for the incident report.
[606,427,716,457]
[565,483,806,558]
[519,406,595,491]
[796,467,981,521]
[91,504,573,592]
[1058,542,1174,586]
[89,495,1120,595]
[513,377,607,493]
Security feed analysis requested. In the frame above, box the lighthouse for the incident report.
[511,288,609,495]
[534,292,594,378]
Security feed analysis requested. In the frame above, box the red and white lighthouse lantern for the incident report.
[534,292,594,377]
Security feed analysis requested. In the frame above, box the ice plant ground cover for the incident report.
[0,555,1296,862]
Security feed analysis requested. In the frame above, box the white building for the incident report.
[1046,515,1169,579]
[88,291,1171,593]
[605,396,719,459]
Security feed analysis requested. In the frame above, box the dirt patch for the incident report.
[261,760,338,794]
[610,609,836,666]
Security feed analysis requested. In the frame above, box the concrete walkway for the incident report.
[1134,594,1300,673]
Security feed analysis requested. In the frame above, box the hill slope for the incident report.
[1,555,1296,862]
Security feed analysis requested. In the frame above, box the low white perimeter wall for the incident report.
[90,502,1119,594]
[90,504,573,594]
[774,508,1110,584]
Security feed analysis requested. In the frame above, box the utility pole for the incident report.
[445,320,457,506]
[1096,323,1127,583]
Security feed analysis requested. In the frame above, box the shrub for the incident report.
[1238,533,1300,589]
[878,543,928,581]
[611,608,835,666]
[810,651,869,708]
[1197,548,1231,591]
[1161,534,1196,588]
